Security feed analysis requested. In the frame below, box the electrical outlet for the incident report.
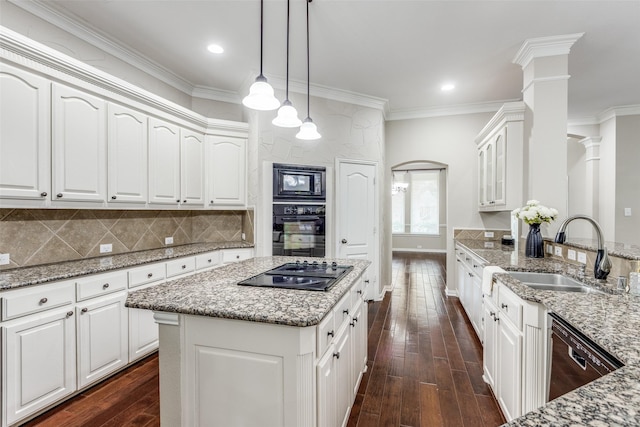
[484,241,495,248]
[165,237,174,245]
[546,244,554,254]
[625,208,632,217]
[99,243,112,254]
[567,249,577,261]
[577,252,587,264]
[484,231,494,238]
[241,232,246,240]
[554,246,563,256]
[0,253,10,265]
[417,245,423,249]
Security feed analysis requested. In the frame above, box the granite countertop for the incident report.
[125,256,370,327]
[0,241,254,291]
[455,240,640,425]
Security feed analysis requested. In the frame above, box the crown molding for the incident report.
[474,101,526,144]
[513,33,584,69]
[387,100,516,122]
[597,104,640,123]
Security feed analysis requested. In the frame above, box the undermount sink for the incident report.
[507,272,602,294]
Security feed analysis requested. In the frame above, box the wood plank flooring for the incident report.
[24,252,504,427]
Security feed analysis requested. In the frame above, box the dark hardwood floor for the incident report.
[25,253,504,427]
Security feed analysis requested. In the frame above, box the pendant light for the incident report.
[296,0,321,140]
[272,0,302,127]
[242,0,280,111]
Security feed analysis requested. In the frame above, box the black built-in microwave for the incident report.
[273,163,326,201]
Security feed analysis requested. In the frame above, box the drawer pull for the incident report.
[357,290,363,295]
[66,311,74,317]
[343,309,349,315]
[494,316,500,322]
[236,255,240,259]
[468,272,473,277]
[207,259,212,263]
[103,283,110,289]
[489,311,495,319]
[40,191,48,197]
[473,264,479,268]
[353,316,358,323]
[333,352,340,359]
[57,193,63,198]
[350,321,356,327]
[182,265,187,269]
[364,280,370,283]
[81,308,88,313]
[39,297,48,305]
[501,303,508,310]
[327,330,335,338]
[147,273,153,278]
[111,195,117,200]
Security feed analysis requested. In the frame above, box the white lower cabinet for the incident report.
[76,291,128,389]
[496,314,522,420]
[455,245,484,341]
[3,307,77,426]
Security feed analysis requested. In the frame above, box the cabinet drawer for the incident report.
[77,271,128,301]
[222,248,253,263]
[498,285,523,330]
[2,281,75,321]
[166,257,196,278]
[317,310,335,357]
[334,293,352,332]
[128,263,166,288]
[351,277,366,307]
[195,251,222,270]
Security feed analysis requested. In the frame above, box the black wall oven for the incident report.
[273,163,326,201]
[272,204,325,257]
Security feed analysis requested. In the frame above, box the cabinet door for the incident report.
[497,317,522,421]
[148,117,180,205]
[107,103,147,204]
[485,143,494,205]
[0,63,50,201]
[129,307,158,362]
[350,300,366,396]
[77,292,128,388]
[335,327,352,427]
[4,308,76,426]
[457,261,467,307]
[52,83,106,202]
[180,129,204,206]
[493,129,507,207]
[471,274,483,339]
[207,135,247,206]
[477,149,486,207]
[482,298,498,390]
[317,346,336,427]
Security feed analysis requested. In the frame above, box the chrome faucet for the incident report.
[554,215,611,280]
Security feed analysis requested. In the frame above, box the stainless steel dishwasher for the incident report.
[548,313,624,402]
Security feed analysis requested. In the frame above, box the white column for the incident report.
[579,136,602,224]
[513,33,583,235]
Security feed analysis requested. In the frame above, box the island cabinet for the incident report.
[155,272,369,427]
[455,244,485,341]
[482,279,549,422]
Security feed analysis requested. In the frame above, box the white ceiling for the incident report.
[11,0,640,121]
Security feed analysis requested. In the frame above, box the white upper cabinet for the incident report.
[180,129,204,206]
[475,101,524,212]
[107,103,148,204]
[148,117,180,205]
[206,135,247,207]
[52,83,107,202]
[0,63,50,201]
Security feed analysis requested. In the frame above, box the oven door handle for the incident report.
[281,216,321,221]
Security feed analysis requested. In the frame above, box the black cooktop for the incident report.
[237,262,353,291]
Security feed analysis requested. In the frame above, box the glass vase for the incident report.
[525,223,544,258]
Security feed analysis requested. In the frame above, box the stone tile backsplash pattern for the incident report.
[0,209,253,270]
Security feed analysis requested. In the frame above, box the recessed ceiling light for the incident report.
[207,44,224,54]
[441,83,455,91]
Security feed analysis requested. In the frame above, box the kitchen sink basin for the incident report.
[507,272,602,294]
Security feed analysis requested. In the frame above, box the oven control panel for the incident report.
[279,205,325,215]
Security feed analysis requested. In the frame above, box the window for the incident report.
[392,169,440,235]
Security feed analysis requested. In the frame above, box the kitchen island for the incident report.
[125,256,370,427]
[455,239,640,426]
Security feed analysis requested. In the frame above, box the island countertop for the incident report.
[125,256,371,327]
[456,239,640,426]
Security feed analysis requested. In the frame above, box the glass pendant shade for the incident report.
[272,100,302,127]
[242,75,280,111]
[296,117,321,140]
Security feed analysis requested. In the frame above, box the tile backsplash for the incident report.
[0,209,253,270]
[453,229,512,241]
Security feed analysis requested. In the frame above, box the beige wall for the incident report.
[614,115,640,244]
[0,209,252,270]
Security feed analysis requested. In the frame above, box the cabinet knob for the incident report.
[327,330,334,338]
[473,264,479,268]
[236,255,240,259]
[111,195,117,200]
[333,352,340,359]
[468,272,473,277]
[207,259,212,263]
[66,311,74,317]
[176,199,181,203]
[501,303,508,310]
[489,311,495,318]
[494,316,500,322]
[357,290,363,295]
[40,192,48,197]
[353,316,358,323]
[183,200,187,203]
[343,309,349,315]
[103,283,110,289]
[81,307,88,313]
[147,273,153,278]
[341,239,348,244]
[364,280,369,284]
[350,321,356,327]
[210,200,214,204]
[57,193,63,198]
[182,265,187,269]
[39,297,48,305]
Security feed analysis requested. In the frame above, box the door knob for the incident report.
[341,239,347,244]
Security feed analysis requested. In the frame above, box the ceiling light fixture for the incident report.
[441,83,455,91]
[296,0,321,140]
[242,0,280,111]
[272,0,302,128]
[207,44,224,54]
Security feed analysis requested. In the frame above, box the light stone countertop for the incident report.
[125,256,370,327]
[456,240,640,426]
[0,241,254,291]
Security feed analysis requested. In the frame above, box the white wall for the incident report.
[599,117,617,242]
[614,115,640,244]
[566,137,591,238]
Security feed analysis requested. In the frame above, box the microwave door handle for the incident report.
[281,216,321,221]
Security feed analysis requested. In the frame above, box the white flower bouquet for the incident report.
[512,200,558,225]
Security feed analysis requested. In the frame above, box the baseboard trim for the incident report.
[445,287,458,297]
[392,248,447,253]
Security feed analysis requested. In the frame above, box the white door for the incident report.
[77,292,128,388]
[207,135,247,206]
[107,103,148,204]
[336,160,377,298]
[180,129,204,206]
[52,83,107,202]
[0,63,50,201]
[148,117,180,205]
[4,308,77,426]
